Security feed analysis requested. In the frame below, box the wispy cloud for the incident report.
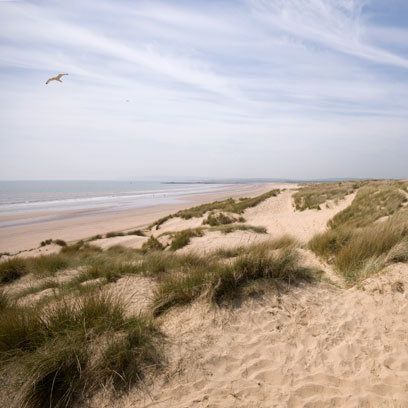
[0,0,407,179]
[248,0,408,68]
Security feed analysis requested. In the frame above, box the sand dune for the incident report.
[3,183,408,408]
[99,263,408,408]
[87,187,408,408]
[177,189,355,254]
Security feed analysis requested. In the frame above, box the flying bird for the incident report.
[45,73,68,85]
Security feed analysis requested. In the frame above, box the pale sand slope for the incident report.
[93,263,408,408]
[178,190,355,254]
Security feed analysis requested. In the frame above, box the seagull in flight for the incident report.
[45,73,68,85]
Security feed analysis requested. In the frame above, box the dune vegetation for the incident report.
[202,212,245,226]
[0,227,318,406]
[152,239,318,315]
[149,189,280,229]
[293,181,363,211]
[0,292,162,408]
[169,228,204,251]
[309,181,408,283]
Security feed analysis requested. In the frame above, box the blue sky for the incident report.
[0,0,407,180]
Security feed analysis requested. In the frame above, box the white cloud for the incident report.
[0,0,407,179]
[247,0,408,68]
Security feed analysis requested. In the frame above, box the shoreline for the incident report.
[0,183,294,254]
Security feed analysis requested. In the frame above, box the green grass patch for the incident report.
[212,224,267,234]
[0,293,163,407]
[209,247,316,305]
[81,258,140,283]
[141,236,164,253]
[328,182,407,229]
[28,254,72,277]
[333,215,408,283]
[0,258,28,284]
[170,228,204,251]
[293,181,363,211]
[203,212,236,226]
[308,181,408,284]
[152,240,317,315]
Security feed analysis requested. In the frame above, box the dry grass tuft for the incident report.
[212,224,267,235]
[203,212,239,226]
[293,181,362,211]
[169,228,204,251]
[141,236,164,253]
[329,182,407,229]
[0,293,163,407]
[0,258,28,284]
[152,239,317,315]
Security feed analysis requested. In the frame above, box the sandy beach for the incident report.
[0,183,289,254]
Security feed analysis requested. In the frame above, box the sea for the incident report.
[0,180,230,216]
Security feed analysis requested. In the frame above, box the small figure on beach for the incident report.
[45,73,68,85]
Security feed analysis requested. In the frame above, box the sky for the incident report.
[0,0,407,180]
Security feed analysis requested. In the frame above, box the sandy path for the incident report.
[112,264,408,408]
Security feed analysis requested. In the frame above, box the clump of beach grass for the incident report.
[87,234,103,241]
[209,246,316,305]
[141,236,164,253]
[139,251,207,276]
[40,239,53,247]
[333,216,408,283]
[53,239,67,247]
[212,224,267,235]
[81,257,140,283]
[106,231,125,238]
[0,258,28,284]
[203,212,237,226]
[126,229,145,236]
[170,228,204,251]
[28,254,72,277]
[152,239,317,315]
[0,292,163,408]
[105,229,145,238]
